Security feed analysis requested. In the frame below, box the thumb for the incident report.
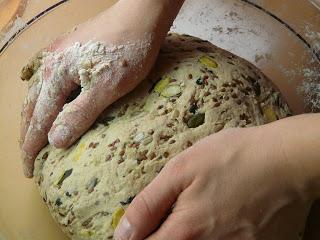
[114,157,192,240]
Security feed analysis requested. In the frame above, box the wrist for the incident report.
[266,114,320,201]
[111,0,184,40]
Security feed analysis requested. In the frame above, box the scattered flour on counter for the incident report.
[173,0,320,112]
[172,0,273,62]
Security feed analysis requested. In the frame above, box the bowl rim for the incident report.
[0,0,319,64]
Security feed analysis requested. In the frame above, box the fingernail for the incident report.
[114,217,133,240]
[48,125,72,147]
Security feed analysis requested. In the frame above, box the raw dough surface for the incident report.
[33,33,291,240]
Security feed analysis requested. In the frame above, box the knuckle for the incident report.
[61,101,92,125]
[129,190,154,221]
[168,222,199,240]
[166,154,189,177]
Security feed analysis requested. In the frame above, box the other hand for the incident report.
[115,122,312,240]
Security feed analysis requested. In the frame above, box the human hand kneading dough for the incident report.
[20,0,184,177]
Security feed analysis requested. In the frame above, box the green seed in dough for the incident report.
[154,76,170,94]
[87,178,99,193]
[161,85,182,98]
[56,169,73,188]
[196,78,204,85]
[187,113,205,128]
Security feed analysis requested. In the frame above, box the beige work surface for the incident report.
[0,0,319,239]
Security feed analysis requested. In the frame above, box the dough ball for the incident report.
[33,33,291,240]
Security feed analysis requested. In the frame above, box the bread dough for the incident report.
[32,33,291,240]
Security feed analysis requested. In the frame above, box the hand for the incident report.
[114,122,313,240]
[20,0,184,177]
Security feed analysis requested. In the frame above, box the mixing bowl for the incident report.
[0,0,319,239]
